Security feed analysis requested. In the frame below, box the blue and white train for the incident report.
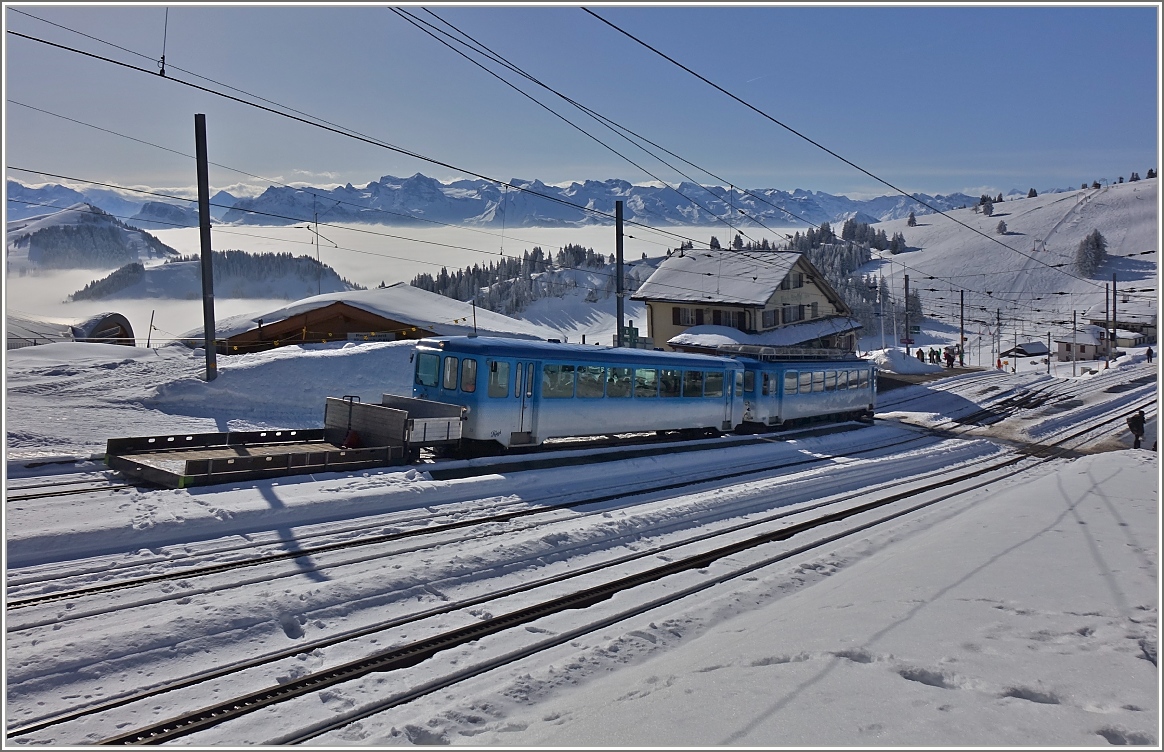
[411,336,875,450]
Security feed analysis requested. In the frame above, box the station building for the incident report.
[631,249,861,355]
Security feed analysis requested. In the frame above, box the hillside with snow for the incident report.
[6,203,179,272]
[68,251,363,302]
[856,179,1158,355]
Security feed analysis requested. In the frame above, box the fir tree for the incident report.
[1148,169,1156,179]
[996,220,1007,235]
[709,236,721,250]
[1027,188,1038,198]
[1074,229,1108,276]
[906,211,917,227]
[982,200,994,217]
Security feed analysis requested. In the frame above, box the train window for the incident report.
[635,368,658,398]
[735,371,744,392]
[460,358,477,393]
[442,356,459,390]
[577,365,605,398]
[850,370,860,389]
[837,371,848,390]
[743,372,755,393]
[608,367,632,398]
[542,364,575,398]
[415,353,440,387]
[784,371,798,394]
[813,371,825,392]
[660,369,682,398]
[761,373,771,396]
[487,360,509,398]
[825,371,837,390]
[799,371,812,392]
[525,363,534,397]
[705,371,724,397]
[682,370,703,398]
[859,370,870,389]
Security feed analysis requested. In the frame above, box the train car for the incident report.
[737,355,876,428]
[411,336,746,449]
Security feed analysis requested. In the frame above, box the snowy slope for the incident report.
[5,203,178,271]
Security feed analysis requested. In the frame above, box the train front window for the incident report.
[442,356,459,390]
[704,371,724,398]
[784,371,798,394]
[577,365,605,398]
[487,361,509,398]
[542,364,575,398]
[461,358,477,393]
[608,367,632,398]
[850,370,860,388]
[635,368,658,397]
[415,352,440,387]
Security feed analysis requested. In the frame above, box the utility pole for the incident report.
[1105,282,1111,366]
[996,308,1001,369]
[314,195,321,296]
[1112,272,1118,363]
[878,269,885,350]
[1072,310,1077,377]
[194,113,217,382]
[903,273,910,356]
[959,289,965,367]
[615,199,625,348]
[1046,331,1051,375]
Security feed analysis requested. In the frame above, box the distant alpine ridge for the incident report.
[10,175,1076,230]
[221,174,980,228]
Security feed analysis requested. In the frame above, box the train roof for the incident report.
[414,336,741,367]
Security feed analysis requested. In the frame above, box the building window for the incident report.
[783,304,806,324]
[674,307,703,326]
[762,309,778,328]
[811,302,819,319]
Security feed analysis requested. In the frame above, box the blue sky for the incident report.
[4,4,1159,200]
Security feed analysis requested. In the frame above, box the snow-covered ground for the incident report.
[3,337,1158,746]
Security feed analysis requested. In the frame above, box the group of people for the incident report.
[915,346,959,369]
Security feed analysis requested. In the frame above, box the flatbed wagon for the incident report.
[106,395,464,489]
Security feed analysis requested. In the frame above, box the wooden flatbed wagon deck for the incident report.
[106,395,463,489]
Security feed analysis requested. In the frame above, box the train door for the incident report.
[513,360,538,443]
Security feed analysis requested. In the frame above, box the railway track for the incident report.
[8,390,1151,744]
[6,428,935,615]
[83,396,1152,746]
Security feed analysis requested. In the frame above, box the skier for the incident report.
[1126,410,1146,449]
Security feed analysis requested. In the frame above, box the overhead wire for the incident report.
[581,7,1127,296]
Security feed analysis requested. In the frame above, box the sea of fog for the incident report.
[6,224,799,346]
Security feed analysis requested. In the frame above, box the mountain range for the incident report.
[9,176,1076,230]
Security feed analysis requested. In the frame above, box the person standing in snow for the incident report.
[1126,410,1146,449]
[1147,346,1154,364]
[917,349,925,363]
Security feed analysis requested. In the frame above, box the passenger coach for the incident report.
[412,336,746,449]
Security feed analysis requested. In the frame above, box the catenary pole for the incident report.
[959,289,965,366]
[903,274,910,356]
[616,199,625,348]
[195,113,217,382]
[1112,272,1118,362]
[1105,282,1111,366]
[1072,310,1078,377]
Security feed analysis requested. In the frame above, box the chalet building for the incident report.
[1052,324,1147,362]
[631,250,860,354]
[180,283,560,354]
[1084,298,1157,340]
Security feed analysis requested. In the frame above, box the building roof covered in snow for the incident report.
[179,283,562,349]
[631,250,803,306]
[667,316,862,350]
